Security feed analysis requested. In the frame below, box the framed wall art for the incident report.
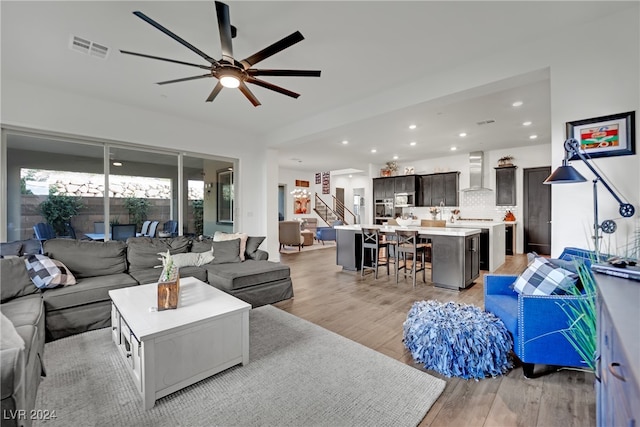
[566,111,635,160]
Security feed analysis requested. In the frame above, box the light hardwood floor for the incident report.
[273,247,596,427]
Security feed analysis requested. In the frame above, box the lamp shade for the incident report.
[544,164,587,184]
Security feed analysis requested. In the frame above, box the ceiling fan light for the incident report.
[220,75,240,88]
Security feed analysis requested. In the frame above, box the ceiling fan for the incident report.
[120,1,321,107]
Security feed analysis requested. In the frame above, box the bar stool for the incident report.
[395,229,428,288]
[361,228,390,279]
[419,219,446,265]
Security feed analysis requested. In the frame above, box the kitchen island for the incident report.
[447,221,506,272]
[335,225,481,290]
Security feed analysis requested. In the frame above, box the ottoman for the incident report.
[301,230,314,246]
[403,300,513,379]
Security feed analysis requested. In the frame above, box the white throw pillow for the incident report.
[170,250,215,268]
[213,232,249,261]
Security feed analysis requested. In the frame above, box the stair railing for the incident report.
[314,194,344,225]
[332,196,356,225]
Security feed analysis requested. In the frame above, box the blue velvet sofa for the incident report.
[484,247,603,377]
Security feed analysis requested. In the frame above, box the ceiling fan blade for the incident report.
[214,1,234,62]
[157,74,213,85]
[238,81,261,107]
[120,50,212,70]
[132,11,219,66]
[247,69,321,77]
[206,81,224,102]
[246,77,300,99]
[240,31,304,69]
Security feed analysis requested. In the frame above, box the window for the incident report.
[217,169,233,224]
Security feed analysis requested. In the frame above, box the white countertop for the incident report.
[335,224,481,237]
[448,221,505,228]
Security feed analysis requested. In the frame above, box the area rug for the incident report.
[34,305,445,426]
[280,241,336,253]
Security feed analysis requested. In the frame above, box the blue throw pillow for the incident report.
[513,256,578,296]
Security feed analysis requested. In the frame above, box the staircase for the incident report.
[314,194,356,226]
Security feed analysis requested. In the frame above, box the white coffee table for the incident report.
[108,276,251,409]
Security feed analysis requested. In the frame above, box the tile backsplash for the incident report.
[402,190,519,222]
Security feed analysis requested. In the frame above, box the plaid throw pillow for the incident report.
[24,254,77,289]
[513,256,578,296]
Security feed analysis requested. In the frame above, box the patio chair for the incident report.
[111,224,137,241]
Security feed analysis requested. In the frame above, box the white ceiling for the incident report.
[1,1,634,174]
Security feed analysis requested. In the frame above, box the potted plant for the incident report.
[498,155,515,167]
[123,197,151,231]
[38,188,83,236]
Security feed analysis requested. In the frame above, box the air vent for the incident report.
[476,119,496,126]
[69,35,109,59]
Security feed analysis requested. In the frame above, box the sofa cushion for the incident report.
[128,266,208,285]
[127,236,190,271]
[205,260,290,291]
[211,239,241,264]
[513,256,578,296]
[43,239,128,278]
[245,236,266,260]
[213,232,248,260]
[42,274,137,312]
[1,257,40,303]
[24,254,77,289]
[0,312,24,350]
[0,241,22,258]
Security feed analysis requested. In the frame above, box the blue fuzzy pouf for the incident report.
[403,300,513,380]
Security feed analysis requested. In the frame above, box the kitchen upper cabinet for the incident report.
[373,177,395,199]
[394,175,417,193]
[420,172,460,207]
[495,166,517,206]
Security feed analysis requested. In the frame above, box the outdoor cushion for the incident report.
[127,236,190,271]
[128,265,207,285]
[42,273,137,312]
[0,257,40,303]
[206,261,290,291]
[513,256,578,295]
[43,239,127,278]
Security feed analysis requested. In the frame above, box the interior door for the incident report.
[524,166,551,255]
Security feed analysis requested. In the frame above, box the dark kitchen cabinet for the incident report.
[373,177,395,199]
[495,166,517,206]
[394,175,417,193]
[420,172,460,207]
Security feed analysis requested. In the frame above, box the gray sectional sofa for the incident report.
[0,235,293,427]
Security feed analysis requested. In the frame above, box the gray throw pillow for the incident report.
[211,239,241,264]
[245,236,266,260]
[0,241,22,258]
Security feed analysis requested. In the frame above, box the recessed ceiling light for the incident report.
[112,161,122,167]
[450,147,457,151]
[459,132,467,137]
[409,141,417,146]
[349,174,353,178]
[393,155,399,160]
[341,140,349,145]
[409,124,417,130]
[522,121,532,126]
[512,101,523,107]
[529,134,538,139]
[371,149,377,153]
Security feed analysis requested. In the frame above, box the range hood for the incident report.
[460,151,493,192]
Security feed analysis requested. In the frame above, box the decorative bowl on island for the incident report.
[395,218,413,227]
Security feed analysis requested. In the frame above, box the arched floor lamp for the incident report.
[543,138,635,256]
